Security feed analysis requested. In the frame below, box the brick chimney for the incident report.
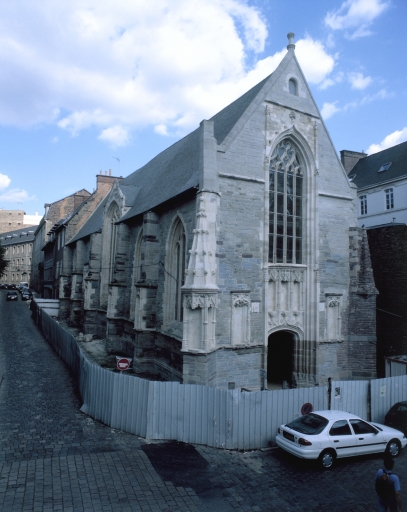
[96,172,123,195]
[340,150,367,174]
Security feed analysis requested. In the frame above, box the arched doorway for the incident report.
[267,330,295,389]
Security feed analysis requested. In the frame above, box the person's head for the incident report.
[384,456,394,471]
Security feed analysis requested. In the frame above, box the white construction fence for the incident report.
[37,310,407,450]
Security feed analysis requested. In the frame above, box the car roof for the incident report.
[312,410,361,421]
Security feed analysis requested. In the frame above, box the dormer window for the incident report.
[378,162,391,172]
[289,78,298,96]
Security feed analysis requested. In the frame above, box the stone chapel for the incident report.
[61,34,377,390]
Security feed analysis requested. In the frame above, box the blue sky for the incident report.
[0,0,406,216]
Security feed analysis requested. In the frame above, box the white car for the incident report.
[276,410,407,469]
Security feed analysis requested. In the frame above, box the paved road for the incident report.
[0,295,406,511]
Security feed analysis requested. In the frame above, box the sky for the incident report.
[0,0,406,216]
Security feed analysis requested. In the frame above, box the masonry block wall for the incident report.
[0,210,25,234]
[367,225,407,376]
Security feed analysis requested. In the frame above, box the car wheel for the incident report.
[386,439,401,457]
[318,449,336,469]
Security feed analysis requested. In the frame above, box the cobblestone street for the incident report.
[0,297,406,511]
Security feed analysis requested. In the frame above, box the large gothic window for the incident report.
[108,203,120,281]
[269,140,303,264]
[164,218,186,324]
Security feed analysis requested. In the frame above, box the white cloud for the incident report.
[319,72,344,90]
[366,128,407,154]
[0,2,336,144]
[0,173,11,190]
[348,71,372,89]
[154,124,169,136]
[321,102,341,119]
[0,188,33,203]
[98,125,129,147]
[325,0,390,39]
[295,37,336,84]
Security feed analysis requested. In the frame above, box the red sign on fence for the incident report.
[116,357,132,371]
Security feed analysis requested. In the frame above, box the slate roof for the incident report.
[350,140,407,189]
[211,75,270,145]
[118,75,272,223]
[68,69,273,235]
[0,227,36,245]
[67,195,109,245]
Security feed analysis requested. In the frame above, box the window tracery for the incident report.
[269,139,303,264]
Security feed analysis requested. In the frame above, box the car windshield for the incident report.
[286,413,329,435]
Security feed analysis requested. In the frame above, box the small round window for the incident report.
[289,78,298,95]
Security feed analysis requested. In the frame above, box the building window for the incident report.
[164,218,186,324]
[269,139,303,264]
[385,188,394,210]
[288,78,298,95]
[378,162,392,172]
[360,195,367,215]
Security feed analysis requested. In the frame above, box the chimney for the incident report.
[96,172,123,193]
[74,193,86,209]
[44,203,51,219]
[340,150,367,174]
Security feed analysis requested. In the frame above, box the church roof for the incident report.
[350,140,407,190]
[67,195,109,244]
[118,75,271,223]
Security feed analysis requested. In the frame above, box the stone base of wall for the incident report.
[82,309,101,335]
[317,336,376,385]
[183,346,263,390]
[59,298,71,321]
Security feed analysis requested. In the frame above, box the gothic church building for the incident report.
[62,34,377,389]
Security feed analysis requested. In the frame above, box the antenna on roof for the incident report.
[113,157,120,175]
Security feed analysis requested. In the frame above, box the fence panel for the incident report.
[330,380,369,419]
[37,311,407,450]
[371,376,407,424]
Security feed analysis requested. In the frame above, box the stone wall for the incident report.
[367,224,407,376]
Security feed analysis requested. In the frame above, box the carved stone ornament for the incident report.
[183,293,217,310]
[268,310,302,329]
[268,268,305,282]
[232,294,250,307]
[328,298,340,307]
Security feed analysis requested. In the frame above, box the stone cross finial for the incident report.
[287,32,295,50]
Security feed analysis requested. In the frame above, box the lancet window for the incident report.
[269,139,303,264]
[164,218,186,323]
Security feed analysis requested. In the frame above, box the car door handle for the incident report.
[334,440,339,443]
[359,438,364,440]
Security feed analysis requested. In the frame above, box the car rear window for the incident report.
[286,413,328,435]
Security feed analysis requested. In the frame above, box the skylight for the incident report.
[378,162,392,172]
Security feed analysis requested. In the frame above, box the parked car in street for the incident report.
[385,401,407,435]
[21,291,33,301]
[276,410,407,469]
[6,291,18,301]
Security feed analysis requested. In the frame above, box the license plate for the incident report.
[283,431,295,442]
